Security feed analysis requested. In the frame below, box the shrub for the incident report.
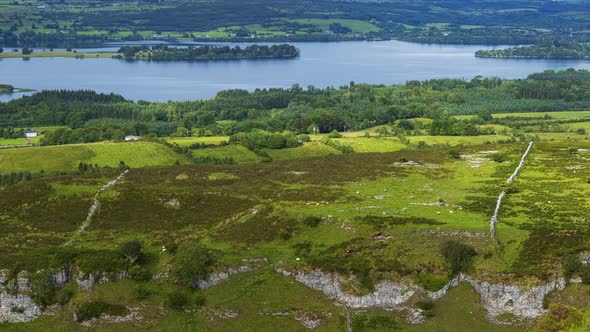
[563,255,582,280]
[327,130,342,138]
[164,290,188,310]
[10,305,25,314]
[174,243,215,288]
[440,240,477,275]
[535,304,582,332]
[29,271,56,308]
[118,240,142,264]
[129,265,152,282]
[166,243,179,255]
[56,287,75,305]
[302,216,321,227]
[447,150,461,159]
[416,300,435,317]
[76,301,128,322]
[279,229,293,240]
[298,134,311,142]
[194,294,206,306]
[582,265,590,285]
[133,285,153,300]
[489,153,507,163]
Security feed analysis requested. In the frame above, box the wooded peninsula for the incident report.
[475,41,590,60]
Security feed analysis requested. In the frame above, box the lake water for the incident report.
[2,40,590,102]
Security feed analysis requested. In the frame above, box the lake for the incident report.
[2,40,590,102]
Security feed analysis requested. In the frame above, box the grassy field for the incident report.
[0,141,186,172]
[0,138,29,146]
[1,132,589,330]
[455,111,590,121]
[0,51,117,59]
[165,136,230,146]
[283,18,380,33]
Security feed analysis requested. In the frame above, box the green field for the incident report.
[0,141,186,172]
[0,51,117,59]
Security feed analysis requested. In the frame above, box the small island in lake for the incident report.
[475,40,590,60]
[0,44,300,61]
[0,84,14,93]
[115,44,299,61]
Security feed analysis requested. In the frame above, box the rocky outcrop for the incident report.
[0,291,42,323]
[76,271,129,292]
[465,276,566,320]
[197,259,268,289]
[277,268,415,308]
[277,268,567,322]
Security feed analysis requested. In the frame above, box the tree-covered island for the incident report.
[476,40,590,60]
[115,44,299,61]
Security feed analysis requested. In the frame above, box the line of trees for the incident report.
[3,69,590,146]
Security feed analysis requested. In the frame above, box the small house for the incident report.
[25,130,39,138]
[125,135,141,141]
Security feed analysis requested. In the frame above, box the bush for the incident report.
[563,255,582,280]
[489,153,507,163]
[279,229,293,240]
[133,285,153,300]
[582,265,590,285]
[164,290,189,310]
[535,304,582,332]
[447,150,461,159]
[174,243,215,288]
[416,300,435,317]
[302,216,321,227]
[118,240,142,263]
[56,287,75,305]
[194,294,206,306]
[29,271,56,308]
[129,265,152,282]
[76,301,128,322]
[166,243,179,255]
[327,130,342,138]
[298,134,311,142]
[440,240,477,275]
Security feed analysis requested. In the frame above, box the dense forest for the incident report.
[116,44,299,61]
[476,40,590,59]
[2,0,590,46]
[2,69,590,145]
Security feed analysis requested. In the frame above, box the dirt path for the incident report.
[63,169,129,246]
[490,142,533,240]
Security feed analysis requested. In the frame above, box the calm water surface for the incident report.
[1,40,590,102]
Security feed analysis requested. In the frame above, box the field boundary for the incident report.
[490,142,533,240]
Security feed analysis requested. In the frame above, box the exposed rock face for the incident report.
[277,268,567,322]
[277,268,415,308]
[465,276,566,320]
[197,260,267,289]
[76,271,129,292]
[0,291,42,323]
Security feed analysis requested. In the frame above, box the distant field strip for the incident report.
[490,142,534,240]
